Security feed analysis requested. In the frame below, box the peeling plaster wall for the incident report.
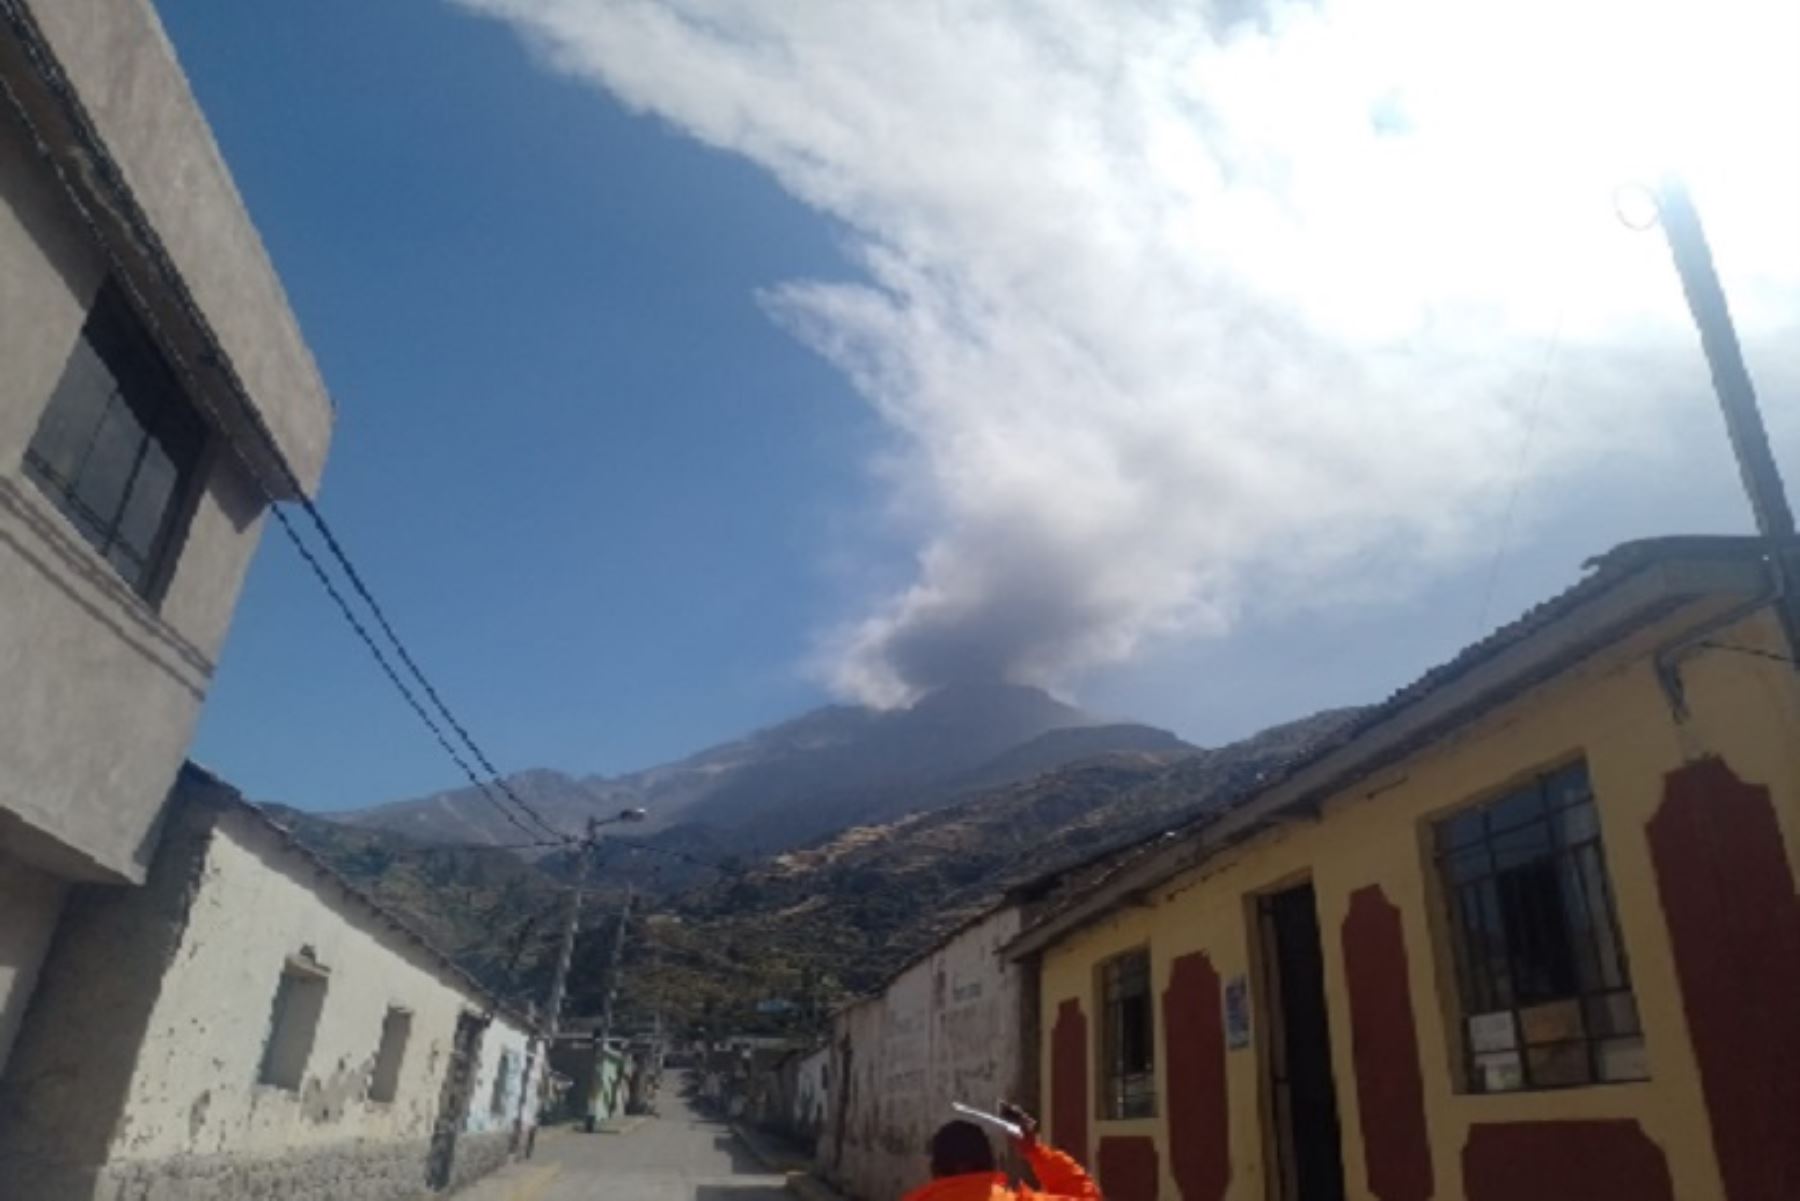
[110,815,481,1162]
[463,1017,535,1136]
[823,907,1024,1201]
[0,782,535,1200]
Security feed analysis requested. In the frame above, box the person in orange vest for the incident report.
[903,1103,1100,1201]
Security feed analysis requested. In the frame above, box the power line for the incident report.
[1474,301,1567,638]
[1698,641,1798,667]
[0,10,566,845]
[283,492,565,841]
[266,506,547,843]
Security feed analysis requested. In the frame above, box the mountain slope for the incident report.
[606,704,1364,1029]
[276,705,1360,1034]
[331,683,1190,852]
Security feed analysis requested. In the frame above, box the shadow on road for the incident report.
[711,1133,780,1176]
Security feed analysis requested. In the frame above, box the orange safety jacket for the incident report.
[901,1143,1101,1201]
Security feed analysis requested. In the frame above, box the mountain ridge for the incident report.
[267,703,1365,1031]
[327,682,1192,853]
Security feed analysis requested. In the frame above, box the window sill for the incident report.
[1458,1075,1652,1098]
[0,476,213,671]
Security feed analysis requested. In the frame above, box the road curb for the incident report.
[786,1169,851,1201]
[729,1122,852,1201]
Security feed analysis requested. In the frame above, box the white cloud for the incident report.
[457,0,1800,705]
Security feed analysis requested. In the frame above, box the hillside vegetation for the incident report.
[266,706,1360,1035]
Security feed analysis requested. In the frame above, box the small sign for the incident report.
[1224,975,1251,1050]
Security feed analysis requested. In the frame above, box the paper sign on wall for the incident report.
[1224,975,1251,1050]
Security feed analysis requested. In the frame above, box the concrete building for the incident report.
[0,0,333,1072]
[1008,537,1800,1201]
[821,904,1026,1201]
[547,1032,630,1129]
[0,765,540,1200]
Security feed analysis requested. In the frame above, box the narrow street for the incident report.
[456,1084,794,1201]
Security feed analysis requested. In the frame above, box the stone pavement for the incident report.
[450,1091,791,1201]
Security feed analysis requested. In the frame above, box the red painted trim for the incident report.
[1341,885,1433,1201]
[1097,1135,1160,1201]
[1161,952,1229,1201]
[1050,998,1089,1167]
[1463,1120,1673,1201]
[1648,757,1800,1201]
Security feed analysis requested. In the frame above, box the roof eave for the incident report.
[1004,551,1773,960]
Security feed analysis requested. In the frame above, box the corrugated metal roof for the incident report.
[1006,534,1787,952]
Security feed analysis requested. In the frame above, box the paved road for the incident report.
[454,1088,791,1201]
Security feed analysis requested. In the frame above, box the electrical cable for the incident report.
[1473,303,1567,639]
[1697,641,1798,667]
[268,504,546,842]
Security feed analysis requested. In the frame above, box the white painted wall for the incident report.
[822,907,1024,1201]
[0,851,66,1074]
[465,1019,535,1136]
[106,810,528,1163]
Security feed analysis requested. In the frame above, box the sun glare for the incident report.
[1301,0,1800,339]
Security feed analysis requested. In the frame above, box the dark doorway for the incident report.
[1258,883,1346,1201]
[426,1011,488,1191]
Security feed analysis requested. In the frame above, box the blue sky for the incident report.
[169,0,887,806]
[167,0,1797,812]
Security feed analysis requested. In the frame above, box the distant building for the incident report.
[0,765,540,1200]
[0,0,333,1073]
[1008,537,1800,1201]
[547,1032,630,1129]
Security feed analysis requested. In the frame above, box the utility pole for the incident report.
[1655,174,1800,657]
[1655,174,1796,541]
[595,884,635,1116]
[513,817,599,1154]
[512,807,645,1152]
[542,818,601,1051]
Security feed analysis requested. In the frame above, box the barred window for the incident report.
[1100,948,1155,1118]
[1436,761,1647,1093]
[23,283,207,601]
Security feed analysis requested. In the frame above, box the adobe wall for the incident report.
[823,906,1024,1201]
[0,776,533,1200]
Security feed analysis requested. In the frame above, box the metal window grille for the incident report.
[1435,760,1647,1093]
[1100,948,1155,1118]
[22,282,207,601]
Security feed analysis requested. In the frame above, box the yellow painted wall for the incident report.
[1037,604,1800,1201]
